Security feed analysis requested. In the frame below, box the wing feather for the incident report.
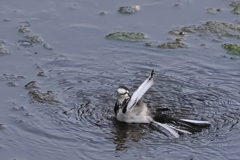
[126,70,154,112]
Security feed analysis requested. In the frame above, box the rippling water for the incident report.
[0,0,240,159]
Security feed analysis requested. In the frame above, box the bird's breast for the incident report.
[116,104,152,123]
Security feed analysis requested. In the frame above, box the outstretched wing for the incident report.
[126,70,154,112]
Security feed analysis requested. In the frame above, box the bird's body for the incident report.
[114,70,210,138]
[116,99,152,123]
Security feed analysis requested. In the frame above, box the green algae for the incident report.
[230,1,240,14]
[106,32,146,41]
[232,5,240,14]
[222,43,240,56]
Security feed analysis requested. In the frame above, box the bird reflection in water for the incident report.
[111,119,153,151]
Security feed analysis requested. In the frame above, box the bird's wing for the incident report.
[126,70,154,112]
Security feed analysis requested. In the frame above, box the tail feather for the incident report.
[152,121,179,138]
[168,126,192,134]
[180,119,211,124]
[153,114,211,136]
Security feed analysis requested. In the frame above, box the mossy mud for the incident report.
[106,32,146,41]
[18,25,43,43]
[17,23,53,50]
[28,89,59,103]
[0,74,25,81]
[169,21,240,38]
[157,38,187,49]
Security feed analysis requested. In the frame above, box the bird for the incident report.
[114,70,211,138]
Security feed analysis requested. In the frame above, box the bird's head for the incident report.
[116,86,130,102]
[114,86,131,114]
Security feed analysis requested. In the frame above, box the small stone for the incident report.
[20,22,31,27]
[169,30,186,36]
[99,11,106,15]
[179,31,186,35]
[118,6,137,14]
[43,44,53,50]
[0,44,9,55]
[7,82,17,87]
[3,19,11,22]
[212,39,221,42]
[37,71,45,77]
[174,4,181,7]
[17,40,32,47]
[207,8,215,15]
[25,81,39,89]
[17,75,25,79]
[145,42,152,46]
[18,27,30,34]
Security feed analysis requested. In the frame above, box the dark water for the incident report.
[1,0,240,159]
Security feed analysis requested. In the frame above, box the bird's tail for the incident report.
[152,121,180,138]
[152,114,211,138]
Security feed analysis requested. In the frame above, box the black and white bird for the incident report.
[114,70,210,138]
